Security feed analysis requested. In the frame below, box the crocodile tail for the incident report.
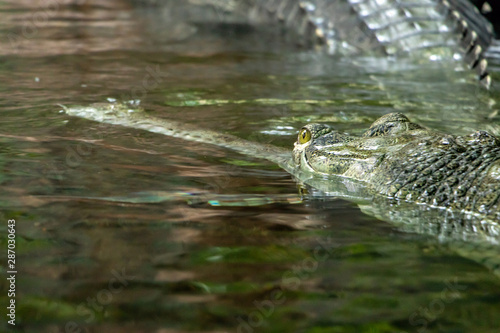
[255,0,493,88]
[442,0,492,88]
[247,0,385,53]
[129,0,494,87]
[339,0,493,88]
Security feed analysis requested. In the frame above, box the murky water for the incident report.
[1,1,500,332]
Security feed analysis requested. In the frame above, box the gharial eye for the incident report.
[298,128,311,144]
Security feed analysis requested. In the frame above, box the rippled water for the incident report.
[1,1,500,332]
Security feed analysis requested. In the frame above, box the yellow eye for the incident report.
[298,128,311,144]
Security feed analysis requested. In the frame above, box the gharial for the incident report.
[293,112,500,222]
[56,1,500,277]
[63,104,500,231]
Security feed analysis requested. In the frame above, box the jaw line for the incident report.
[300,151,316,173]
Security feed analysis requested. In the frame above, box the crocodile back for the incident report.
[371,132,500,220]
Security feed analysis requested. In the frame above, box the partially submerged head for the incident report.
[292,113,429,179]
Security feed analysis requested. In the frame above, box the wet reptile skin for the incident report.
[293,113,500,220]
[131,0,494,86]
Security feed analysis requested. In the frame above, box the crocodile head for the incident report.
[293,113,429,179]
[293,113,500,218]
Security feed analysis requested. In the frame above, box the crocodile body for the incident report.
[131,0,494,86]
[293,113,500,221]
[64,104,500,224]
[61,1,500,274]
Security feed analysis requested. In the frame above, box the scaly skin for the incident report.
[130,0,494,86]
[293,113,500,220]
